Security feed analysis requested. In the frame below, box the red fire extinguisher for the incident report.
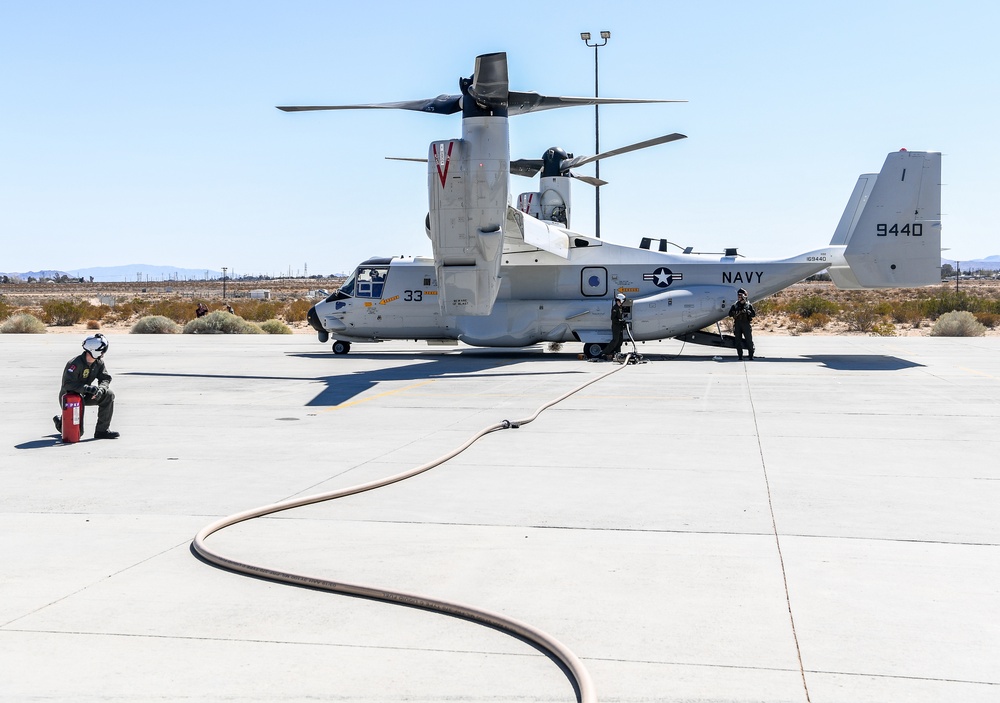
[61,392,85,443]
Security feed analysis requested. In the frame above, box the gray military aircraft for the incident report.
[284,52,941,358]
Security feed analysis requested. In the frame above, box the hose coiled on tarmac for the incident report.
[192,353,634,703]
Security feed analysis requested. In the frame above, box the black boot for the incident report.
[53,415,62,433]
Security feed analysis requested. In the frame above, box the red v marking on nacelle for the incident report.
[434,141,454,187]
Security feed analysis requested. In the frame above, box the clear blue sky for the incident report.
[2,1,996,277]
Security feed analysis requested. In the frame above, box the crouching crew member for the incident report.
[728,288,756,361]
[53,333,119,439]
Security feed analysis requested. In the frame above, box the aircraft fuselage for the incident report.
[309,236,841,349]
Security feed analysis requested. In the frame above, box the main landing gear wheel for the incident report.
[332,340,352,355]
[583,342,604,360]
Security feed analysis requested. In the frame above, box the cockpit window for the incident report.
[354,266,389,299]
[326,272,356,301]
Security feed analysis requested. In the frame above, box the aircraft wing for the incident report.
[505,206,571,259]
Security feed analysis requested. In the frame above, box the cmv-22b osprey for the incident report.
[283,52,942,358]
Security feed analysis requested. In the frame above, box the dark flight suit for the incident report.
[728,300,756,360]
[59,353,115,434]
[601,299,626,357]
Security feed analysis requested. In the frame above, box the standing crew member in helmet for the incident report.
[601,293,628,359]
[728,288,756,361]
[53,334,119,439]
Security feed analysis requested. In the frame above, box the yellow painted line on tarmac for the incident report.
[321,380,436,412]
[958,366,1000,380]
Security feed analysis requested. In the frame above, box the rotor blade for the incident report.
[571,174,609,187]
[508,92,685,116]
[467,52,509,109]
[510,159,543,178]
[561,133,687,170]
[277,94,462,115]
[385,157,427,163]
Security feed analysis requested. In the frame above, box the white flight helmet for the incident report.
[82,333,109,359]
[615,293,626,301]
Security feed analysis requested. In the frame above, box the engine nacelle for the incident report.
[426,117,508,316]
[517,176,572,228]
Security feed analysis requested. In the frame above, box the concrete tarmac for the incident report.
[3,333,998,702]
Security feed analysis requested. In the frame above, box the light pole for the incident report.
[581,30,610,238]
[222,267,227,299]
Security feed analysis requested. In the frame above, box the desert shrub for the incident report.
[86,319,101,329]
[183,310,262,334]
[1,313,47,334]
[109,298,152,323]
[917,293,962,319]
[0,297,13,319]
[785,314,803,336]
[233,299,282,322]
[796,312,832,332]
[147,298,206,324]
[915,291,1000,319]
[931,310,986,337]
[283,298,313,323]
[870,321,897,337]
[754,297,779,316]
[872,300,894,316]
[788,294,839,318]
[41,300,84,325]
[891,300,925,326]
[41,299,108,325]
[260,318,292,334]
[974,312,1000,329]
[131,315,182,334]
[842,303,882,332]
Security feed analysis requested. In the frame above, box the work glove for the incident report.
[81,385,98,397]
[84,386,105,402]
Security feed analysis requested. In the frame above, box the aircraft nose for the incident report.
[306,304,324,334]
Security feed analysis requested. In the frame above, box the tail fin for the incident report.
[828,150,941,289]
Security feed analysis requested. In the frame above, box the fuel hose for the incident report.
[193,352,634,703]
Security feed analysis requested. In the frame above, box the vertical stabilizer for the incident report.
[835,150,941,288]
[826,173,876,288]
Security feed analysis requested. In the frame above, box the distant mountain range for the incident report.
[941,256,1000,271]
[1,264,223,282]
